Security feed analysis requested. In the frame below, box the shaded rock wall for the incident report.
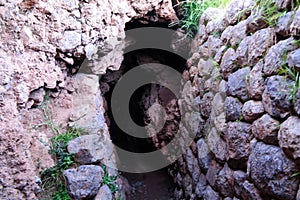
[0,0,177,199]
[170,0,300,199]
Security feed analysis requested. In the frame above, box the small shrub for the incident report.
[40,128,80,200]
[101,165,119,193]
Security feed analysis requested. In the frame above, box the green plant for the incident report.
[40,128,81,200]
[101,165,119,193]
[170,0,232,37]
[253,0,286,27]
[292,171,300,178]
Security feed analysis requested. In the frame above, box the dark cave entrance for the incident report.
[100,21,188,200]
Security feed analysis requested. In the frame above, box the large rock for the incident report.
[195,174,208,199]
[203,185,221,200]
[225,122,253,169]
[94,185,113,200]
[224,96,243,121]
[198,36,222,60]
[275,11,294,37]
[220,48,237,79]
[225,0,255,25]
[287,49,300,71]
[67,134,113,165]
[290,7,300,36]
[236,36,251,67]
[263,38,298,76]
[246,61,265,100]
[197,139,212,173]
[248,28,276,66]
[207,127,227,163]
[226,67,250,102]
[278,116,300,160]
[248,142,299,200]
[63,165,104,200]
[262,76,294,118]
[206,160,222,190]
[252,114,280,145]
[241,100,264,122]
[215,163,234,197]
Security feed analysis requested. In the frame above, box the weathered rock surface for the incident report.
[225,122,253,169]
[68,134,111,165]
[252,114,280,144]
[248,142,299,200]
[287,49,300,71]
[248,28,276,66]
[197,139,212,173]
[275,11,294,37]
[242,100,264,122]
[226,67,250,102]
[295,89,300,115]
[63,165,104,200]
[246,61,265,100]
[263,38,298,76]
[290,7,300,36]
[262,76,294,118]
[215,163,234,197]
[224,97,243,121]
[94,185,113,200]
[278,116,300,160]
[220,48,237,79]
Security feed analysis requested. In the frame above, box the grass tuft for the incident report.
[170,0,232,37]
[40,128,81,200]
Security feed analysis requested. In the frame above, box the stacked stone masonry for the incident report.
[171,0,300,199]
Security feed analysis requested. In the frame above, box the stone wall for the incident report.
[170,0,300,199]
[0,0,177,198]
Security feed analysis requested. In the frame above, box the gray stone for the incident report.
[224,96,243,121]
[198,36,222,60]
[221,21,247,48]
[252,114,280,145]
[242,100,264,122]
[207,127,227,163]
[199,92,214,118]
[206,160,222,190]
[225,122,253,169]
[214,45,227,63]
[287,49,300,71]
[215,163,234,197]
[203,185,221,200]
[246,9,268,33]
[195,173,207,198]
[276,0,292,9]
[220,48,237,79]
[248,142,299,200]
[275,11,294,37]
[262,76,294,118]
[94,185,113,200]
[197,139,212,173]
[225,0,255,25]
[246,61,265,100]
[227,67,250,102]
[263,38,298,76]
[67,134,110,165]
[60,31,81,52]
[236,36,251,67]
[240,181,263,200]
[63,165,104,200]
[278,116,300,160]
[233,171,247,198]
[248,28,276,66]
[291,7,300,36]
